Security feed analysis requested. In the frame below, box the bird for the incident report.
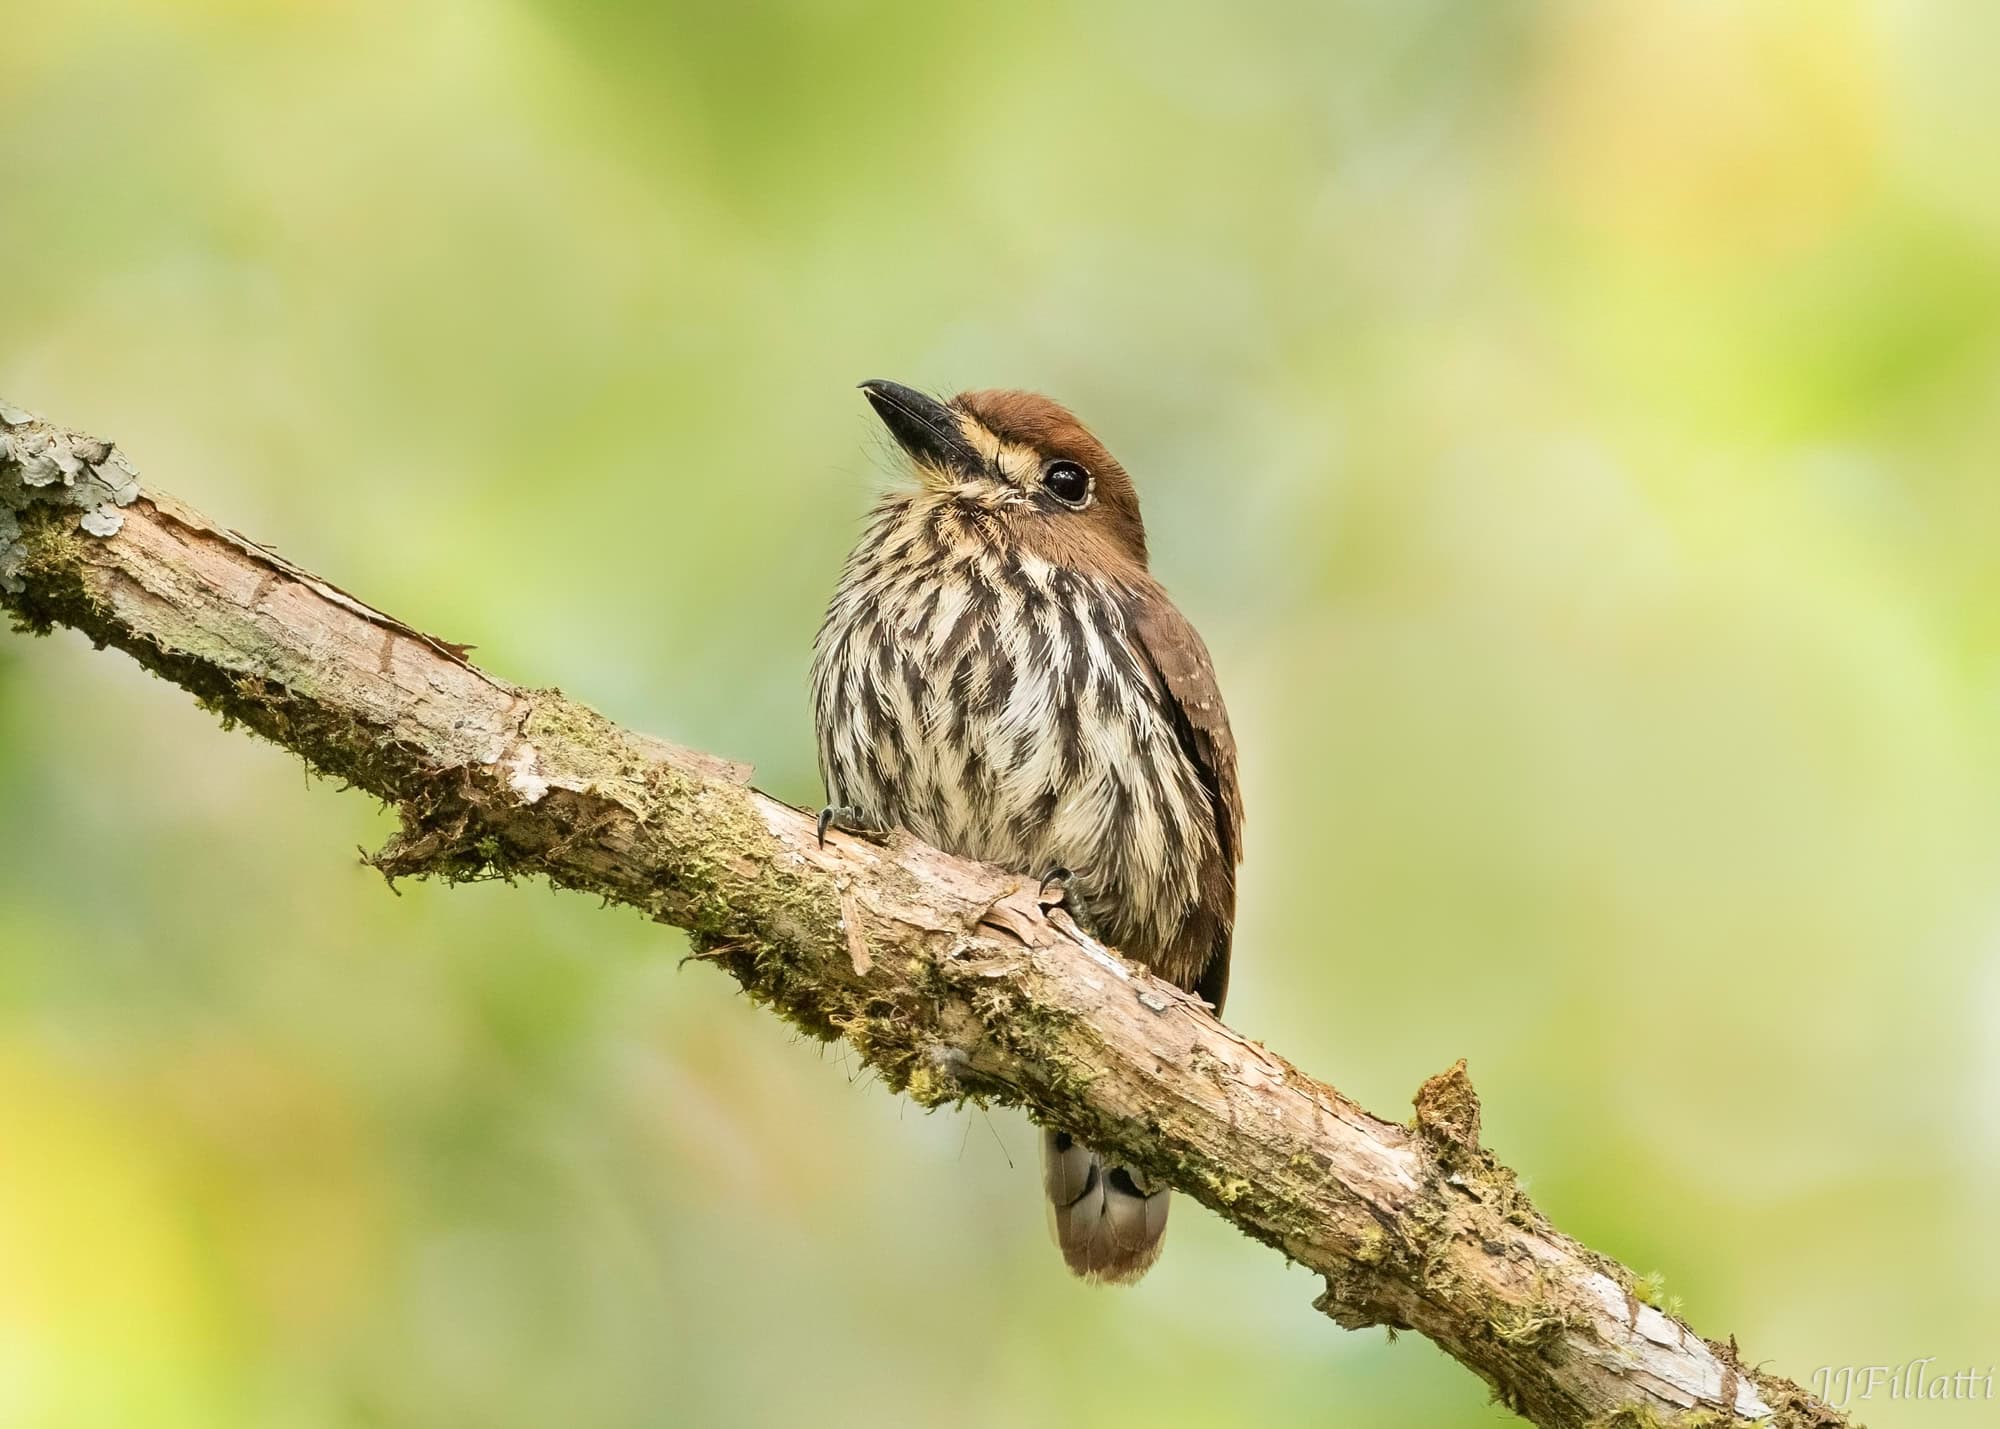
[811,380,1242,1284]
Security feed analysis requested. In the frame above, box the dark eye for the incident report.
[1042,460,1091,507]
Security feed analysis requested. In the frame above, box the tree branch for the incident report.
[0,401,1851,1429]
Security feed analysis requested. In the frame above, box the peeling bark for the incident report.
[0,402,1854,1429]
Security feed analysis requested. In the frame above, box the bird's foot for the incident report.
[1037,866,1099,937]
[816,804,887,848]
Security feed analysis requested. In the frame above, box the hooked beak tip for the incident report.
[856,379,981,478]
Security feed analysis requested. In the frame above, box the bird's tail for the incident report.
[1041,1129,1169,1284]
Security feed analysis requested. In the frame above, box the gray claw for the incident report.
[816,804,884,848]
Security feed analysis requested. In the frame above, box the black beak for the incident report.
[859,379,982,478]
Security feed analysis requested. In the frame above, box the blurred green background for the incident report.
[4,1,1997,1425]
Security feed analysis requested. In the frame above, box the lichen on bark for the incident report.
[0,402,141,596]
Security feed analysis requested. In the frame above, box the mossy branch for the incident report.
[0,401,1855,1429]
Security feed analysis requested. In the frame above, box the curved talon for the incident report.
[816,804,885,848]
[1037,866,1099,937]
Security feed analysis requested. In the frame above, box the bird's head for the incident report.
[859,380,1149,573]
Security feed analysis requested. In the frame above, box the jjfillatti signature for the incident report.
[1812,1359,1995,1409]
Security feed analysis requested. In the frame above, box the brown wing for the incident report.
[1130,584,1243,1012]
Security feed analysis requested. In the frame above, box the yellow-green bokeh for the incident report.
[4,2,1997,1425]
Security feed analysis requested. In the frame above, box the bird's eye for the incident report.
[1042,460,1092,508]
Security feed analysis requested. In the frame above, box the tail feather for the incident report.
[1041,1130,1169,1284]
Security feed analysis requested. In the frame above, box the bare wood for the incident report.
[0,402,1851,1429]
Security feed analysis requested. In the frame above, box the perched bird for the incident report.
[811,380,1243,1283]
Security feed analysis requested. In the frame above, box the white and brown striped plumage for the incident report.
[812,383,1242,1283]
